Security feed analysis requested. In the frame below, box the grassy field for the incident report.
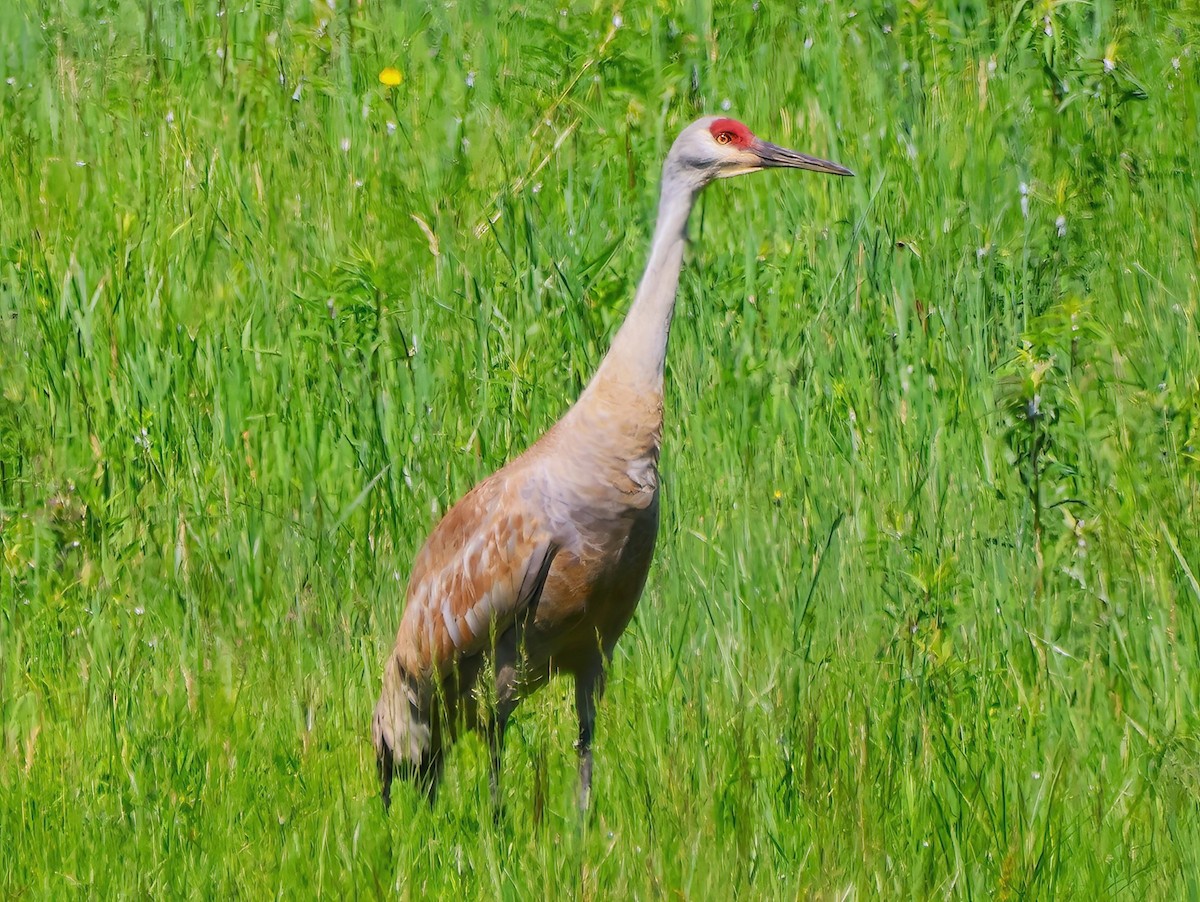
[2,0,1199,896]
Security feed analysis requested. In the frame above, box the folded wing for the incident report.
[392,473,559,678]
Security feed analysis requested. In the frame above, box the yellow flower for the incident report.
[379,67,403,87]
[772,489,783,505]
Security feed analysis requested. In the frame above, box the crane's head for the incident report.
[666,116,853,189]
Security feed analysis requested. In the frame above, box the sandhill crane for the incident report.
[372,116,852,812]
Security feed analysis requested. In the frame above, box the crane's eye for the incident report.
[715,132,732,146]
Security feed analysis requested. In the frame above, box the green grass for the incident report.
[2,0,1199,896]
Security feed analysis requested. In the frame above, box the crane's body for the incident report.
[373,116,851,810]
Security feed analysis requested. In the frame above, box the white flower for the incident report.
[166,110,175,124]
[1103,58,1115,73]
[804,36,813,49]
[720,98,731,111]
[5,77,14,86]
[612,13,622,28]
[465,71,475,88]
[1056,215,1067,237]
[1172,58,1181,71]
[292,80,303,101]
[386,120,397,135]
[340,137,351,152]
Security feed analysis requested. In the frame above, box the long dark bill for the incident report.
[755,140,854,177]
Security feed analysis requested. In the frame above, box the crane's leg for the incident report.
[378,749,395,811]
[487,635,521,820]
[574,666,607,815]
[486,700,515,817]
[419,752,444,807]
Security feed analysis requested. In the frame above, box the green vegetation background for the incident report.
[2,0,1199,897]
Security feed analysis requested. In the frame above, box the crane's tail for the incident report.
[372,657,438,810]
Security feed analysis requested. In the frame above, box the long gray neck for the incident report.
[586,167,698,395]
